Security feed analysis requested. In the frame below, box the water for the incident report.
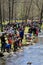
[0,43,43,65]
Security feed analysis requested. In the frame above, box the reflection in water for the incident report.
[0,43,43,65]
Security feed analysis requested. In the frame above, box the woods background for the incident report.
[0,0,43,23]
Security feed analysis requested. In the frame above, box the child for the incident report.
[8,37,12,49]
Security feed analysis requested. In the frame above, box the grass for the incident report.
[2,20,25,25]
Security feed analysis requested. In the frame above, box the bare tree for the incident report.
[2,0,5,24]
[33,0,40,11]
[14,2,17,22]
[0,0,43,24]
[40,4,43,26]
[23,0,33,22]
[12,0,14,22]
[8,0,11,23]
[23,0,28,22]
[0,0,3,31]
[28,0,33,19]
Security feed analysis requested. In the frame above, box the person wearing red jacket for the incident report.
[8,37,12,49]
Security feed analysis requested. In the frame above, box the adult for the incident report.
[1,34,6,52]
[19,28,24,42]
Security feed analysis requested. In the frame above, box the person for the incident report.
[29,27,32,33]
[5,43,11,52]
[1,34,6,52]
[16,29,20,37]
[8,37,12,49]
[19,28,24,42]
[36,27,38,36]
[13,37,18,51]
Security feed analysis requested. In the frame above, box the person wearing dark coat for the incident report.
[1,34,6,52]
[19,29,24,42]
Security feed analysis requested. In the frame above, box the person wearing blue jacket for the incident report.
[19,28,24,42]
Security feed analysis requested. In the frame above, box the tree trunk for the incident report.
[12,0,14,22]
[9,0,11,23]
[3,0,5,25]
[0,0,3,32]
[40,4,43,26]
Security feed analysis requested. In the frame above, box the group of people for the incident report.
[29,26,39,36]
[0,21,40,53]
[0,23,24,52]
